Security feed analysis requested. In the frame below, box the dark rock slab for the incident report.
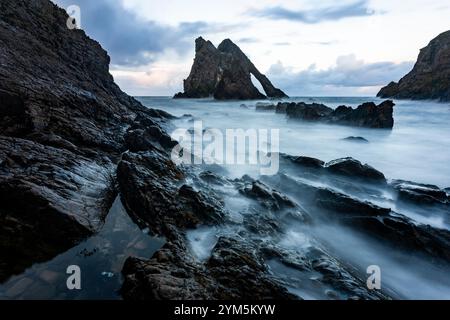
[391,180,449,205]
[121,235,297,300]
[325,157,386,183]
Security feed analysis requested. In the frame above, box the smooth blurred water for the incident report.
[136,96,450,300]
[137,96,450,188]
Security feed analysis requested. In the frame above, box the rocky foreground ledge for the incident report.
[254,100,395,129]
[0,0,176,281]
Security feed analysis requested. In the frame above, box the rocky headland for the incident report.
[378,30,450,101]
[174,37,288,100]
[0,0,176,282]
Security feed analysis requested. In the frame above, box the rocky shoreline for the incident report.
[1,0,450,301]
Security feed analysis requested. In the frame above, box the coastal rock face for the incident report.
[378,30,450,101]
[174,37,288,100]
[0,0,173,281]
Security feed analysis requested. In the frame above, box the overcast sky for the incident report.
[53,0,450,96]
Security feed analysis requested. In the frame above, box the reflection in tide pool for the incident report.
[0,197,165,300]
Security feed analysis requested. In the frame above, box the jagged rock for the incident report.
[240,181,297,211]
[255,102,276,111]
[117,150,226,237]
[378,30,450,101]
[286,102,333,120]
[121,235,297,300]
[391,180,449,205]
[315,188,391,217]
[263,172,450,265]
[286,100,395,129]
[198,171,230,186]
[282,155,325,169]
[0,0,174,282]
[325,158,386,183]
[174,37,287,100]
[0,136,116,282]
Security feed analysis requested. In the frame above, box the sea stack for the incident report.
[174,37,288,100]
[378,30,450,101]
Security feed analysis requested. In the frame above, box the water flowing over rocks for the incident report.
[174,37,287,100]
[378,30,450,101]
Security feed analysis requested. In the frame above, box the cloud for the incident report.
[251,0,377,24]
[267,55,414,96]
[238,37,260,44]
[53,0,240,67]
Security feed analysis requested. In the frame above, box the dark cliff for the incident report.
[378,30,450,101]
[0,0,174,281]
[174,37,288,100]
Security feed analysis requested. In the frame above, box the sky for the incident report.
[53,0,450,97]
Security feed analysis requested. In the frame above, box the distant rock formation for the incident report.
[272,100,395,129]
[174,37,288,100]
[378,30,450,101]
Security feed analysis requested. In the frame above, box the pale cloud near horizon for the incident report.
[52,0,450,96]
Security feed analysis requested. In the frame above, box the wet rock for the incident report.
[315,188,391,217]
[117,150,225,237]
[0,0,178,282]
[286,101,395,129]
[378,30,450,101]
[286,103,333,121]
[240,181,297,211]
[391,180,449,205]
[283,155,325,169]
[121,236,296,300]
[124,126,177,153]
[348,215,450,264]
[206,237,296,299]
[325,158,386,183]
[243,212,283,236]
[275,102,295,114]
[174,37,287,100]
[0,137,116,282]
[255,103,276,111]
[199,171,230,186]
[342,136,369,143]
